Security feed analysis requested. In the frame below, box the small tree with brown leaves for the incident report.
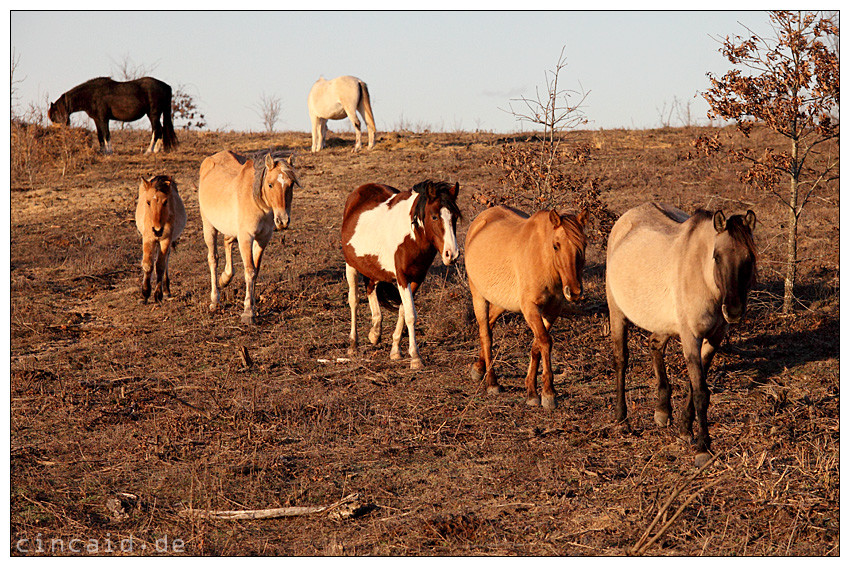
[703,10,839,314]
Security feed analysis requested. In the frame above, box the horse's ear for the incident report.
[287,155,295,166]
[576,208,589,227]
[744,210,757,230]
[449,182,459,199]
[549,210,562,228]
[264,153,275,170]
[713,211,726,233]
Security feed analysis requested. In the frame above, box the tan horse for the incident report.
[465,205,588,409]
[308,75,376,153]
[606,202,757,467]
[198,150,300,324]
[135,175,186,303]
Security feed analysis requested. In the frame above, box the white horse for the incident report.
[308,75,376,153]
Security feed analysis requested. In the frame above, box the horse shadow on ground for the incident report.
[721,278,838,386]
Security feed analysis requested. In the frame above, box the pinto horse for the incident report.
[308,75,376,153]
[48,77,177,155]
[465,206,588,409]
[199,150,300,325]
[606,202,757,467]
[342,180,461,369]
[135,175,186,303]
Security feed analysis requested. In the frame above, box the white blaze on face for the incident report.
[440,207,459,264]
[349,194,418,275]
[273,173,291,229]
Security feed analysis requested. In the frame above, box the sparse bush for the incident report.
[10,120,98,189]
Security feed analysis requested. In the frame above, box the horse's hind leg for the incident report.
[346,264,359,356]
[146,112,163,153]
[608,296,630,427]
[203,219,220,311]
[366,284,383,345]
[94,118,112,155]
[219,236,236,288]
[650,333,672,427]
[470,281,501,394]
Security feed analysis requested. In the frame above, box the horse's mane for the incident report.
[150,175,175,195]
[250,151,300,203]
[410,180,461,226]
[560,212,587,253]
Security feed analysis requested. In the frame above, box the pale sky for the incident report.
[11,9,778,133]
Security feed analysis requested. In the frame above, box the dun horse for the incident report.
[465,206,588,409]
[198,150,300,325]
[48,77,178,155]
[135,175,186,303]
[308,75,376,153]
[342,180,461,369]
[606,202,757,467]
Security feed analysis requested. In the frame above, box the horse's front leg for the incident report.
[521,303,555,409]
[650,333,673,427]
[140,238,156,303]
[345,265,360,356]
[680,334,712,467]
[237,236,262,325]
[395,282,422,369]
[152,238,171,302]
[94,118,112,155]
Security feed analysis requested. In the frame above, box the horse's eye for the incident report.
[553,243,560,251]
[268,182,273,188]
[431,214,438,221]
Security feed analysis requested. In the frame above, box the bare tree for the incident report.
[11,48,24,120]
[503,46,590,207]
[703,10,839,314]
[254,93,283,133]
[110,53,157,81]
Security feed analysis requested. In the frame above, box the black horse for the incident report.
[48,77,178,155]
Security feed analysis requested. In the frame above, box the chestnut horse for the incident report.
[606,202,757,467]
[135,175,186,303]
[465,205,588,409]
[342,180,461,369]
[308,75,376,152]
[198,150,300,325]
[48,77,177,155]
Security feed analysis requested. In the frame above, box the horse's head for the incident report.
[140,175,176,237]
[412,180,461,265]
[48,98,70,126]
[549,208,589,302]
[258,153,300,230]
[712,210,757,323]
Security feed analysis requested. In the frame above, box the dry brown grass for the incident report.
[10,126,838,556]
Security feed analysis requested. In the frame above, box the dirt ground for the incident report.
[9,126,839,556]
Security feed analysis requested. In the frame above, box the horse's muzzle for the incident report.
[442,248,459,266]
[722,303,745,324]
[153,227,164,237]
[564,285,584,303]
[274,213,291,231]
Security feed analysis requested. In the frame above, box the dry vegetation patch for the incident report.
[10,126,838,556]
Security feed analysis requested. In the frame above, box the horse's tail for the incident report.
[161,87,178,151]
[358,81,376,134]
[376,281,401,310]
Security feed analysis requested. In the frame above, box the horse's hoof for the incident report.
[487,385,503,396]
[542,395,557,410]
[410,358,424,370]
[208,303,218,312]
[390,351,402,361]
[240,313,255,325]
[617,420,632,435]
[347,345,357,357]
[654,410,671,427]
[368,331,381,345]
[694,452,713,468]
[525,394,541,406]
[470,365,484,381]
